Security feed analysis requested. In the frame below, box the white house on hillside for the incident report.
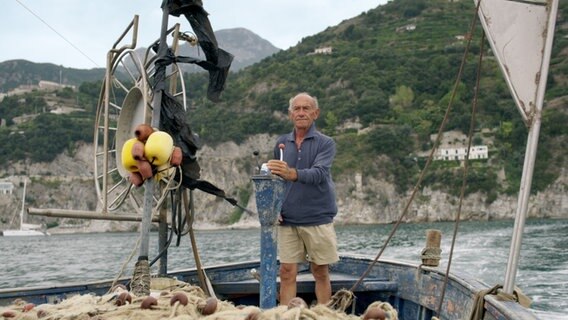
[396,24,416,32]
[434,145,488,161]
[39,80,76,91]
[308,47,333,55]
[0,181,14,195]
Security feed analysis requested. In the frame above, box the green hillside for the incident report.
[0,0,566,200]
[183,0,568,196]
[0,60,104,92]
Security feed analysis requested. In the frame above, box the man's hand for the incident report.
[267,160,297,181]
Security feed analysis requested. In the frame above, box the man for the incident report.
[266,92,339,305]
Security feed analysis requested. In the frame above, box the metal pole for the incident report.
[133,2,170,296]
[503,119,540,294]
[252,175,286,309]
[502,0,558,294]
[28,208,160,222]
[157,22,182,276]
[139,180,154,260]
[158,204,168,275]
[20,179,26,228]
[140,3,169,261]
[101,51,112,212]
[152,0,171,279]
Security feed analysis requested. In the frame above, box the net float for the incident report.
[134,123,154,142]
[144,131,174,166]
[121,138,140,172]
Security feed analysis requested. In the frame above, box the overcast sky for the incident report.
[3,0,388,69]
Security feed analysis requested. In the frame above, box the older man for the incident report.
[267,92,339,305]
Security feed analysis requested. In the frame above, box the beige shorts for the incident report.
[277,223,339,265]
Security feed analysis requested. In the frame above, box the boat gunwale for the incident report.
[0,254,538,320]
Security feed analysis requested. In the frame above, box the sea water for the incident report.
[1,218,566,318]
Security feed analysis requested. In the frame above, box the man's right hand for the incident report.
[267,160,297,181]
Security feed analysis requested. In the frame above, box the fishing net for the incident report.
[0,278,398,320]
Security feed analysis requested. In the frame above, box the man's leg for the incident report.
[311,262,331,304]
[279,262,298,305]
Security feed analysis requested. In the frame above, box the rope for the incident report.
[420,247,442,261]
[336,3,489,319]
[108,234,142,294]
[131,259,151,296]
[327,289,354,313]
[436,3,485,315]
[469,284,532,320]
[349,0,476,291]
[152,165,182,214]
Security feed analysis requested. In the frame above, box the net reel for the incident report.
[93,16,187,215]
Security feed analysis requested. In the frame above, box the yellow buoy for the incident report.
[121,138,140,172]
[144,131,174,166]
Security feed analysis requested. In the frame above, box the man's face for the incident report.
[289,95,319,130]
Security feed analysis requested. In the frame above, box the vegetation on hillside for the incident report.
[0,0,566,200]
[0,60,104,92]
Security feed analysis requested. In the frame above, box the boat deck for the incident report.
[0,256,542,319]
[214,271,398,295]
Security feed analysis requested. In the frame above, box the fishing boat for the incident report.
[0,179,48,237]
[0,255,535,319]
[0,0,560,319]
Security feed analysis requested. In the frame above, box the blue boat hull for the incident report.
[0,254,538,319]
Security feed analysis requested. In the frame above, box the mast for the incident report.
[475,0,559,294]
[20,179,26,230]
[503,0,558,295]
[137,0,170,285]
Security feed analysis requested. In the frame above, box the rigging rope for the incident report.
[14,0,100,67]
[108,234,142,294]
[343,2,490,320]
[436,22,485,320]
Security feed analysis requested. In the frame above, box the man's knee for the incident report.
[310,263,330,281]
[280,263,297,282]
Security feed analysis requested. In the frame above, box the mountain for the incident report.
[0,60,105,93]
[0,27,279,93]
[178,28,281,72]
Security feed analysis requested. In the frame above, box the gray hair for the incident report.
[288,92,319,112]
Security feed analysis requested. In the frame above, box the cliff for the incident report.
[0,135,566,234]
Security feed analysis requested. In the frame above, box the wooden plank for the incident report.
[213,272,397,295]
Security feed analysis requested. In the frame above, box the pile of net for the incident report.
[0,278,398,320]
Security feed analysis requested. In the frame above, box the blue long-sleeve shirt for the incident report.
[273,124,338,226]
